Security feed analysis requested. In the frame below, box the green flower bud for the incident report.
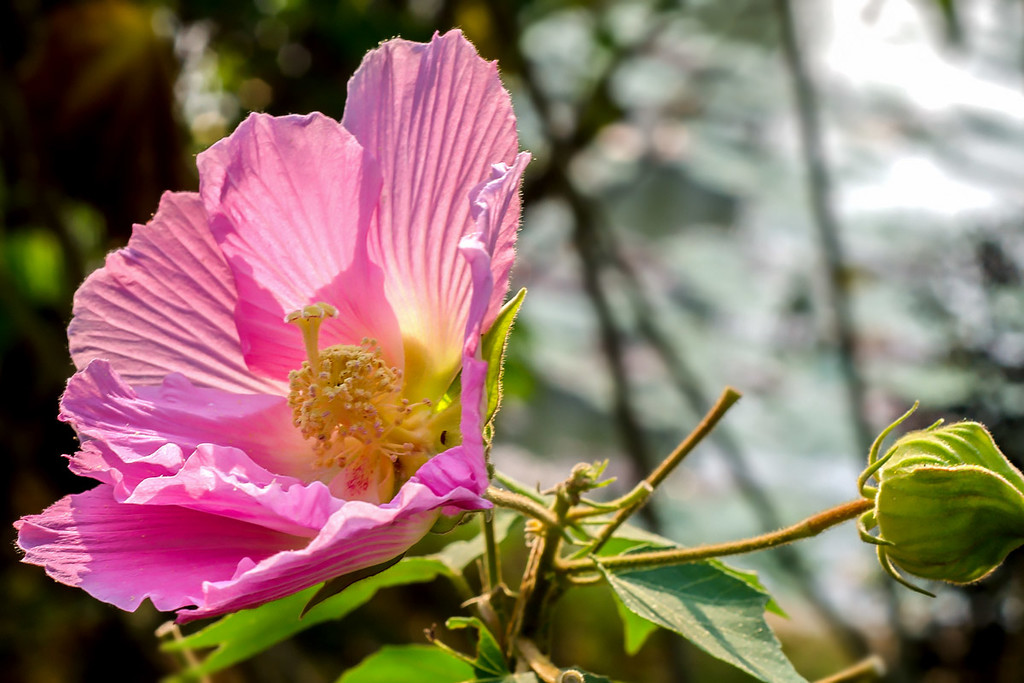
[858,405,1024,594]
[877,465,1024,583]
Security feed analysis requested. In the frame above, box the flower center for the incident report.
[285,303,450,498]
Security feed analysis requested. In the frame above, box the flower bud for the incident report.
[858,407,1024,593]
[876,464,1024,583]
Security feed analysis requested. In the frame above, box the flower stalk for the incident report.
[494,471,548,505]
[505,482,575,657]
[579,386,742,556]
[482,511,501,593]
[813,656,886,683]
[567,481,653,520]
[559,498,873,574]
[515,637,563,683]
[486,487,560,528]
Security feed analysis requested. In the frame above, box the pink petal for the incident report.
[469,153,531,316]
[124,445,340,537]
[68,192,281,395]
[198,113,403,379]
[417,156,533,497]
[414,404,489,504]
[61,360,318,489]
[15,486,307,613]
[342,30,523,396]
[16,465,487,621]
[177,466,487,622]
[425,241,496,497]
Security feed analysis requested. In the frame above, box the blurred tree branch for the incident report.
[772,0,872,457]
[486,0,872,665]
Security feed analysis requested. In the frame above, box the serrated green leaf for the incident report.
[445,616,510,679]
[336,644,473,683]
[599,562,806,683]
[163,557,449,680]
[481,288,526,425]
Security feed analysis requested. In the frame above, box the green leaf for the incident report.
[430,510,520,575]
[302,554,405,616]
[481,287,526,425]
[606,525,786,616]
[336,645,473,683]
[708,560,787,618]
[600,532,665,654]
[444,616,510,679]
[611,592,659,655]
[599,562,806,683]
[162,557,449,680]
[607,524,677,549]
[4,228,66,305]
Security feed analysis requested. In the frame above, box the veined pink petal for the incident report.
[61,360,317,488]
[198,113,403,378]
[469,153,531,294]
[343,30,523,396]
[434,240,495,497]
[15,486,308,613]
[177,463,486,622]
[16,451,488,621]
[421,155,533,497]
[67,441,186,501]
[124,445,339,537]
[68,192,281,395]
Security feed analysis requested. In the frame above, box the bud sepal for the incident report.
[858,404,1024,594]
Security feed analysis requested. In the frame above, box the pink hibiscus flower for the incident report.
[14,30,529,623]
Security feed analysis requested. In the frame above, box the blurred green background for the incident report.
[5,0,1024,681]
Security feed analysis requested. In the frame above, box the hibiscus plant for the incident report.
[14,30,1024,683]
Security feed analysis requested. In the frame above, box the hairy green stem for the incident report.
[156,622,210,683]
[560,498,873,574]
[580,387,742,556]
[486,487,559,528]
[814,656,886,683]
[494,471,549,505]
[568,481,654,520]
[506,490,573,657]
[482,511,501,592]
[515,637,562,683]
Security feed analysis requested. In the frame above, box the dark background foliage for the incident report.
[4,0,1024,681]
